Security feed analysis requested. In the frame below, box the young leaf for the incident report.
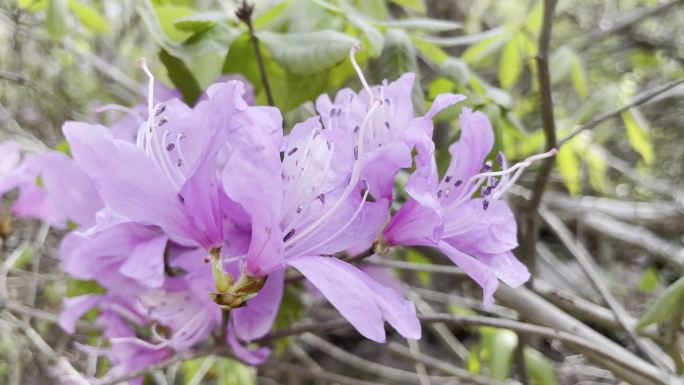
[68,0,109,33]
[524,347,557,385]
[46,0,69,39]
[390,0,426,13]
[257,30,358,74]
[636,276,684,330]
[621,108,655,165]
[555,144,581,195]
[638,267,660,293]
[376,29,424,112]
[570,53,589,98]
[462,32,507,65]
[158,49,202,105]
[499,35,521,89]
[480,327,518,380]
[375,18,462,32]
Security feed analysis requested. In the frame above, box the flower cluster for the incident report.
[0,47,555,383]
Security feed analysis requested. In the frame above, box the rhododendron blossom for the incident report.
[1,44,557,384]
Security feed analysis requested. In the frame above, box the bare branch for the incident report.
[539,205,672,371]
[522,0,559,275]
[558,77,684,146]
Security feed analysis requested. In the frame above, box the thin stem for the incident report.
[558,76,684,146]
[236,1,274,106]
[522,0,558,278]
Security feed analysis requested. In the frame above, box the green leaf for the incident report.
[375,18,461,32]
[636,276,684,330]
[152,3,194,42]
[348,14,384,55]
[215,357,255,385]
[12,246,34,270]
[390,0,426,13]
[499,35,521,89]
[524,348,557,385]
[524,1,544,35]
[46,0,69,39]
[550,46,574,84]
[438,58,470,85]
[638,267,660,293]
[414,39,449,64]
[376,29,424,113]
[555,144,581,195]
[173,12,227,32]
[257,30,357,74]
[621,108,655,165]
[481,327,518,380]
[570,54,588,98]
[158,49,202,105]
[462,32,507,65]
[68,0,109,33]
[417,27,505,47]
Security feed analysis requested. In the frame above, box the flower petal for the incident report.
[289,256,399,342]
[438,241,499,306]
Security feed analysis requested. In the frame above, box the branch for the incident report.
[522,0,558,275]
[539,206,673,371]
[558,76,684,146]
[263,362,384,385]
[574,0,684,50]
[388,342,511,385]
[236,1,275,106]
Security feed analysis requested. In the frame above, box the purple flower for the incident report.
[63,61,253,251]
[384,107,556,305]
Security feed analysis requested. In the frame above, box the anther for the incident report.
[437,189,443,198]
[166,142,175,151]
[353,145,358,160]
[283,229,296,242]
[155,104,167,116]
[158,118,168,127]
[296,206,303,213]
[455,179,463,187]
[288,147,298,156]
[445,175,452,183]
[483,200,489,210]
[317,194,326,204]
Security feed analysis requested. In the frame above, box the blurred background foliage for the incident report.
[1,0,684,384]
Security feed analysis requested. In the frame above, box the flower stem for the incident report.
[236,1,275,106]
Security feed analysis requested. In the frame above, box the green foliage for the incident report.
[405,249,431,286]
[636,276,684,330]
[258,30,357,74]
[376,29,423,111]
[499,35,521,89]
[555,142,582,195]
[638,267,660,293]
[621,108,655,165]
[66,279,106,297]
[68,0,109,33]
[524,347,557,385]
[159,48,202,105]
[46,0,68,39]
[480,327,517,380]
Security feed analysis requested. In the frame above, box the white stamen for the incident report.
[349,44,374,104]
[286,99,381,246]
[289,183,370,257]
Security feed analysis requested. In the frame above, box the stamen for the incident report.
[283,229,296,242]
[289,183,371,257]
[139,58,155,121]
[349,44,374,102]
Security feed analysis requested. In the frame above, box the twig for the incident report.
[3,313,90,385]
[539,206,673,371]
[522,0,558,275]
[407,339,431,385]
[533,279,664,342]
[574,0,684,50]
[263,362,385,385]
[582,211,684,269]
[235,1,275,106]
[0,71,83,120]
[558,76,684,146]
[388,342,511,385]
[300,333,455,384]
